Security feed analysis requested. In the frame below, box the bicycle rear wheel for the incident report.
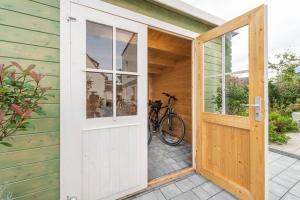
[148,117,153,145]
[159,113,185,146]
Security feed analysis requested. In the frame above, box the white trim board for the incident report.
[71,0,200,39]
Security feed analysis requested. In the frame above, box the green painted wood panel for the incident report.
[0,9,59,35]
[15,118,59,135]
[0,0,59,21]
[0,159,59,183]
[6,173,59,198]
[0,4,60,199]
[0,132,59,153]
[0,41,59,62]
[0,57,59,76]
[102,0,213,33]
[0,25,59,48]
[30,0,60,8]
[15,187,59,200]
[0,145,59,169]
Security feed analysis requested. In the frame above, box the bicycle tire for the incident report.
[159,113,185,146]
[148,117,153,145]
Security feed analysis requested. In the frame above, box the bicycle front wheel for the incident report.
[159,113,185,146]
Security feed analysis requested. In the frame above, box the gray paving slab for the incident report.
[128,151,300,200]
[148,135,192,181]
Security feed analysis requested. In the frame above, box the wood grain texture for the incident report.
[196,5,266,200]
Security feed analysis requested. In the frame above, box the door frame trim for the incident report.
[60,0,199,199]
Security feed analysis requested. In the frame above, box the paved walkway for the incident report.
[148,135,192,181]
[270,132,300,157]
[126,152,300,200]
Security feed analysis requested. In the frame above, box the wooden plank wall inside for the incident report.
[148,29,192,143]
[0,0,60,199]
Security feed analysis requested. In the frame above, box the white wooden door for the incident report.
[64,3,148,200]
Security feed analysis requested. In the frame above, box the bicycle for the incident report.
[148,92,185,146]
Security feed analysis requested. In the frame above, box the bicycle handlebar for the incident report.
[162,92,178,101]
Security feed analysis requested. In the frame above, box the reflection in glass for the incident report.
[86,72,113,118]
[203,26,249,116]
[116,75,137,116]
[224,26,249,116]
[203,37,223,113]
[116,29,137,72]
[86,21,113,70]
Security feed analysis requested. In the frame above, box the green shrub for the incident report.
[269,111,298,144]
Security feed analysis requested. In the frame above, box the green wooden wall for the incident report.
[0,0,217,199]
[0,0,60,199]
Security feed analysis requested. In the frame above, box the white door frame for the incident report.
[60,0,199,199]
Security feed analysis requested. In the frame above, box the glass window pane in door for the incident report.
[116,29,138,72]
[203,37,223,113]
[86,72,113,118]
[116,74,137,116]
[224,26,249,116]
[86,21,113,70]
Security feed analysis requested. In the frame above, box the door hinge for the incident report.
[67,16,77,22]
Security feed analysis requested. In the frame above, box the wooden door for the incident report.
[63,3,148,200]
[196,5,267,200]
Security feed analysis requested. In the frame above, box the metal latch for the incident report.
[67,196,78,200]
[67,16,77,22]
[243,96,261,121]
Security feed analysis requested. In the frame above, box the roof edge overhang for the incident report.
[150,0,225,26]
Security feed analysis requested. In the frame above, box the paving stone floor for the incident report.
[126,151,300,200]
[148,135,192,181]
[269,151,300,199]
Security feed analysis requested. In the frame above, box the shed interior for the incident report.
[147,28,193,181]
[148,28,192,143]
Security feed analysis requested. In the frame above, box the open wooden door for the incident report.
[196,5,267,200]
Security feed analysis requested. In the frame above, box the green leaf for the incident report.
[0,141,13,147]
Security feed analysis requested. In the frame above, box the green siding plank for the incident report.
[0,9,59,35]
[0,132,59,153]
[0,25,59,48]
[0,159,59,183]
[39,76,60,89]
[15,187,59,200]
[15,118,59,135]
[31,104,60,119]
[0,0,59,21]
[37,90,59,104]
[30,0,60,8]
[103,0,212,33]
[0,57,59,76]
[5,173,59,198]
[0,145,59,169]
[0,41,59,62]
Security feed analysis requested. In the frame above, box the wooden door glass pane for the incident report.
[86,72,113,118]
[203,36,223,113]
[116,74,137,116]
[86,21,113,70]
[116,28,138,72]
[203,26,249,116]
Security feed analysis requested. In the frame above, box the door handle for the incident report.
[242,96,261,121]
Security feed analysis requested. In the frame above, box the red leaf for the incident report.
[10,104,23,116]
[24,64,36,74]
[22,109,33,119]
[30,70,45,84]
[0,110,4,123]
[11,71,16,80]
[11,62,23,71]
